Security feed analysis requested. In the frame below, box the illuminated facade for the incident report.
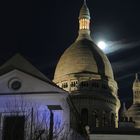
[54,1,120,131]
[0,54,71,140]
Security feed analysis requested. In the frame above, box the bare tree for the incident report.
[3,97,57,140]
[2,97,86,140]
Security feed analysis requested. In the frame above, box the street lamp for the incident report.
[47,105,62,140]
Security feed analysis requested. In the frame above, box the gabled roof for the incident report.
[0,69,68,95]
[0,53,53,84]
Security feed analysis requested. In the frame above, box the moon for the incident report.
[97,41,106,50]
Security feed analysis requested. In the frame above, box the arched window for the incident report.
[92,82,99,88]
[81,108,88,126]
[62,82,68,88]
[71,81,78,87]
[65,83,68,88]
[125,117,128,122]
[70,82,74,87]
[129,117,133,122]
[81,81,88,87]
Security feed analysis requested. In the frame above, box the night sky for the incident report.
[1,0,140,107]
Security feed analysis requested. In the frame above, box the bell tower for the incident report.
[133,73,140,104]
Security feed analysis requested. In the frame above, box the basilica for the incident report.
[53,0,120,130]
[0,1,140,140]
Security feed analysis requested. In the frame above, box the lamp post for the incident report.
[47,105,62,140]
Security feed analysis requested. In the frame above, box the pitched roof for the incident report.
[0,53,52,84]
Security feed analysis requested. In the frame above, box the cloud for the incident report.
[111,55,140,80]
[105,39,140,54]
[112,54,140,68]
[116,73,135,81]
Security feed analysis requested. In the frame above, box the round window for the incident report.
[11,81,21,90]
[8,78,22,90]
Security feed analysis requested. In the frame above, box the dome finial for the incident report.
[120,102,127,121]
[122,102,126,112]
[135,73,138,80]
[78,0,91,40]
[79,0,90,19]
[84,0,87,5]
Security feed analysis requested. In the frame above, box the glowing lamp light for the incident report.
[97,41,106,50]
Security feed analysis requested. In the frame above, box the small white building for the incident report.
[0,54,71,140]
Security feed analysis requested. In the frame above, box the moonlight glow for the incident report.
[97,41,106,50]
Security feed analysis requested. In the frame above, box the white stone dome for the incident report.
[54,38,114,81]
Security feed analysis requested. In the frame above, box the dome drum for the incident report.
[71,94,119,128]
[54,72,118,96]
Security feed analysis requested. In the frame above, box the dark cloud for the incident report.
[105,39,140,54]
